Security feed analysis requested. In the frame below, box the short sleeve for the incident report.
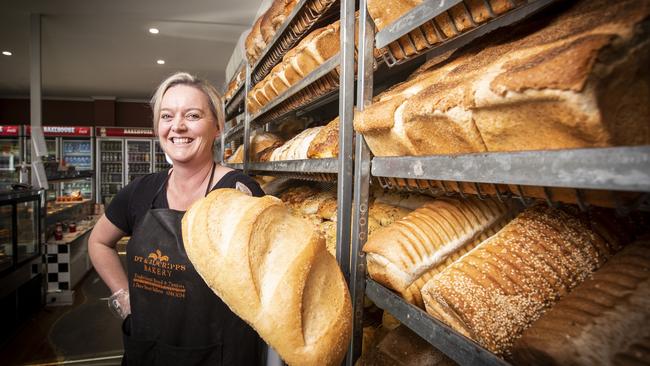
[105,179,138,235]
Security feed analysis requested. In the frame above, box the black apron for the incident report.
[122,164,264,366]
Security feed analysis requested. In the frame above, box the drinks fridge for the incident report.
[153,140,171,172]
[25,126,95,199]
[0,125,24,190]
[96,127,155,204]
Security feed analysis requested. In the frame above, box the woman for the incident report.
[89,72,265,366]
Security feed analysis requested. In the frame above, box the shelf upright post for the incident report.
[219,99,226,165]
[336,0,356,283]
[243,62,252,174]
[29,13,48,190]
[346,0,375,364]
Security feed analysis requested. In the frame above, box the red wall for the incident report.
[0,98,151,127]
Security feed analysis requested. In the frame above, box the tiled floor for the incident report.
[1,260,125,365]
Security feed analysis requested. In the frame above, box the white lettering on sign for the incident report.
[44,126,76,133]
[125,129,151,135]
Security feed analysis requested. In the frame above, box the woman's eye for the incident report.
[161,113,172,120]
[186,113,201,121]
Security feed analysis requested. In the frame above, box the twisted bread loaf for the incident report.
[364,197,512,308]
[512,238,650,365]
[182,189,352,366]
[421,205,621,356]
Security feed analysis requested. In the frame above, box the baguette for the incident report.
[183,189,352,366]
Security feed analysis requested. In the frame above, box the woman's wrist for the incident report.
[108,288,131,319]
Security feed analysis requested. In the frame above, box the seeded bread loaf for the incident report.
[420,205,623,356]
[270,127,323,161]
[307,117,339,159]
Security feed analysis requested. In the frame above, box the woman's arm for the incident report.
[88,215,129,294]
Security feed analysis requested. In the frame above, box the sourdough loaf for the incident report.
[270,127,323,161]
[182,189,352,366]
[356,0,650,156]
[261,0,298,43]
[364,197,512,308]
[307,117,339,159]
[420,205,623,356]
[227,145,244,164]
[511,238,650,365]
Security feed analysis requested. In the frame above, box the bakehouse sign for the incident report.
[97,127,154,137]
[25,126,91,136]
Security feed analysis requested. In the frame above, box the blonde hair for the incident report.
[150,72,225,135]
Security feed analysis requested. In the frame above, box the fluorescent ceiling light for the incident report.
[156,59,165,65]
[149,28,159,34]
[2,51,12,56]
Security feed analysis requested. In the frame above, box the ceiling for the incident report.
[0,0,262,100]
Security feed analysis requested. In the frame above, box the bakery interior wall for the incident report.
[0,97,152,127]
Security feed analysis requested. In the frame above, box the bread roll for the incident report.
[307,117,339,159]
[364,197,512,308]
[183,189,352,366]
[421,205,623,356]
[355,0,650,156]
[512,238,650,365]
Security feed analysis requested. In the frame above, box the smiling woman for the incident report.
[88,72,267,365]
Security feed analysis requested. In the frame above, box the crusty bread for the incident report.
[356,0,650,156]
[261,0,298,43]
[245,16,268,65]
[512,238,650,365]
[227,145,244,164]
[270,127,323,161]
[421,205,623,356]
[364,197,512,308]
[182,189,352,366]
[307,117,339,159]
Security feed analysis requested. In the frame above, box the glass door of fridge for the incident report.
[126,140,152,183]
[16,199,39,264]
[0,202,13,273]
[61,139,93,199]
[62,139,92,170]
[25,137,57,163]
[99,139,124,205]
[153,140,171,172]
[0,138,22,185]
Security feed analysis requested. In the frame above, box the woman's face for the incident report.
[158,84,218,165]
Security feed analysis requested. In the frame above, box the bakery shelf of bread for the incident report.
[224,83,245,121]
[371,0,558,67]
[246,0,339,86]
[365,278,508,366]
[248,53,340,123]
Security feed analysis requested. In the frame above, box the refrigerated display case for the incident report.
[126,140,152,183]
[0,125,24,189]
[25,126,95,200]
[154,140,171,172]
[95,127,155,204]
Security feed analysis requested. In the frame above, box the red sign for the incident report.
[0,125,20,137]
[96,127,154,138]
[26,125,92,137]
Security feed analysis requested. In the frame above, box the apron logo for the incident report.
[148,249,169,262]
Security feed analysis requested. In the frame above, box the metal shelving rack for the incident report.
[348,1,650,366]
[221,0,356,295]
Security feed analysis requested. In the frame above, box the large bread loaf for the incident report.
[511,238,650,365]
[245,16,267,65]
[182,189,352,366]
[261,0,298,43]
[421,205,622,356]
[364,197,512,308]
[307,117,339,159]
[270,126,323,161]
[355,0,650,156]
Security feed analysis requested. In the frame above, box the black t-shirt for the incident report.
[106,169,264,235]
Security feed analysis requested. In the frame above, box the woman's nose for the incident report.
[171,116,186,131]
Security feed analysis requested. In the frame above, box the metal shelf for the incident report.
[47,171,95,183]
[371,146,650,192]
[225,159,338,181]
[250,54,340,123]
[224,123,245,143]
[224,82,245,120]
[365,279,509,366]
[375,0,462,48]
[379,0,558,67]
[250,0,339,85]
